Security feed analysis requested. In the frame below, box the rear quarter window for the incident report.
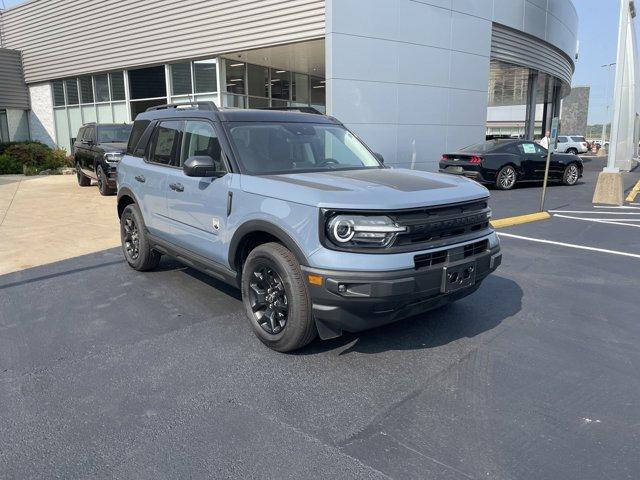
[126,120,151,156]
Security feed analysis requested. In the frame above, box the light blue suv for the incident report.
[117,102,501,352]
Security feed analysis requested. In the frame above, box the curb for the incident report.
[490,212,551,229]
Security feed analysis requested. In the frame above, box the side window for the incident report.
[518,142,537,154]
[557,136,568,143]
[180,120,224,170]
[127,119,151,156]
[149,120,182,166]
[84,126,96,142]
[77,127,85,142]
[533,143,546,154]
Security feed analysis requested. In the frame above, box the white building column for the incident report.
[27,83,56,147]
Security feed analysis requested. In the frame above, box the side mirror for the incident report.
[183,155,225,178]
[374,152,384,164]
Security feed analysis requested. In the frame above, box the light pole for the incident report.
[601,62,616,146]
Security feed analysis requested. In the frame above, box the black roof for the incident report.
[135,103,339,124]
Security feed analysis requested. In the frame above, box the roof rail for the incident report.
[146,101,219,112]
[257,106,323,115]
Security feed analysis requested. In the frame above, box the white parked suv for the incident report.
[555,135,588,155]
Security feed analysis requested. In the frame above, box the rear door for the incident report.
[135,120,181,239]
[79,125,97,178]
[164,119,231,265]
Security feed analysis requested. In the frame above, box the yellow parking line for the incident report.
[490,211,551,229]
[625,179,640,202]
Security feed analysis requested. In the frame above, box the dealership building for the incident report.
[0,0,578,171]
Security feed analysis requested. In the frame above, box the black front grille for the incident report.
[414,239,489,270]
[392,200,491,249]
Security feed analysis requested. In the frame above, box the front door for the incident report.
[164,119,230,265]
[519,142,547,179]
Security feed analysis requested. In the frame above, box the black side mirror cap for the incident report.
[374,152,384,164]
[183,155,225,178]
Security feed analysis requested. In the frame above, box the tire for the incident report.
[567,148,578,155]
[120,204,161,271]
[76,163,91,187]
[562,163,580,186]
[241,242,316,352]
[495,165,517,190]
[97,164,115,196]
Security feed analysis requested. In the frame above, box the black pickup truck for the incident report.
[73,123,132,195]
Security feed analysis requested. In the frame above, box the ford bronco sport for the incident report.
[117,102,501,352]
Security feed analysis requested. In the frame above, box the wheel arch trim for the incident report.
[228,220,310,270]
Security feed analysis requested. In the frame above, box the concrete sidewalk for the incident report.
[0,175,120,275]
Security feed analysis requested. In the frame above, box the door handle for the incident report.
[169,182,184,192]
[134,175,146,183]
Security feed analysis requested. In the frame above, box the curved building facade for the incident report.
[0,0,578,170]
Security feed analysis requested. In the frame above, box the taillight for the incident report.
[441,155,449,161]
[469,156,482,164]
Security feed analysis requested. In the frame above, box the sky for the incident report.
[0,0,633,124]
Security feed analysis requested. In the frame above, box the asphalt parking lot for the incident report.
[1,158,640,479]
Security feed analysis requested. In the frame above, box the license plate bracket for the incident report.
[441,260,476,293]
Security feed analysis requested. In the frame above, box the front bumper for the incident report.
[303,245,501,339]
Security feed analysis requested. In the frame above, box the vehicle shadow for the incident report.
[297,275,522,356]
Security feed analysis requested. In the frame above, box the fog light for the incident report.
[307,274,323,286]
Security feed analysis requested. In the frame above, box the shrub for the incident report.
[0,141,72,175]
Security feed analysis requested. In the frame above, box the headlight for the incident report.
[104,152,123,163]
[326,215,406,248]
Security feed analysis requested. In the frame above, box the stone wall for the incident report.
[27,83,56,147]
[561,86,590,135]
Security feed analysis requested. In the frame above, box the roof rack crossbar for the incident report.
[256,106,323,115]
[146,101,220,112]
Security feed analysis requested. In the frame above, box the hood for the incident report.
[99,142,127,152]
[240,168,489,210]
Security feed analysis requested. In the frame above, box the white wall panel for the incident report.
[1,0,324,84]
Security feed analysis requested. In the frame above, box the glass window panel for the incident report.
[181,120,223,168]
[171,62,192,95]
[248,97,269,108]
[0,110,9,142]
[194,59,217,93]
[270,99,288,107]
[150,121,182,166]
[112,102,128,123]
[310,77,325,105]
[81,105,97,124]
[94,74,110,102]
[292,73,309,103]
[65,79,79,105]
[110,72,126,101]
[54,108,71,152]
[68,107,82,142]
[52,81,66,106]
[270,68,291,100]
[97,103,113,123]
[225,61,245,95]
[247,64,269,98]
[194,94,218,104]
[129,66,166,99]
[224,94,246,108]
[171,96,192,104]
[79,76,94,104]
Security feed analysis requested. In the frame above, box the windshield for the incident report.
[227,122,382,174]
[98,124,133,143]
[459,140,500,153]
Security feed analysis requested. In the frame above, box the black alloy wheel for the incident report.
[248,263,289,335]
[122,214,140,262]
